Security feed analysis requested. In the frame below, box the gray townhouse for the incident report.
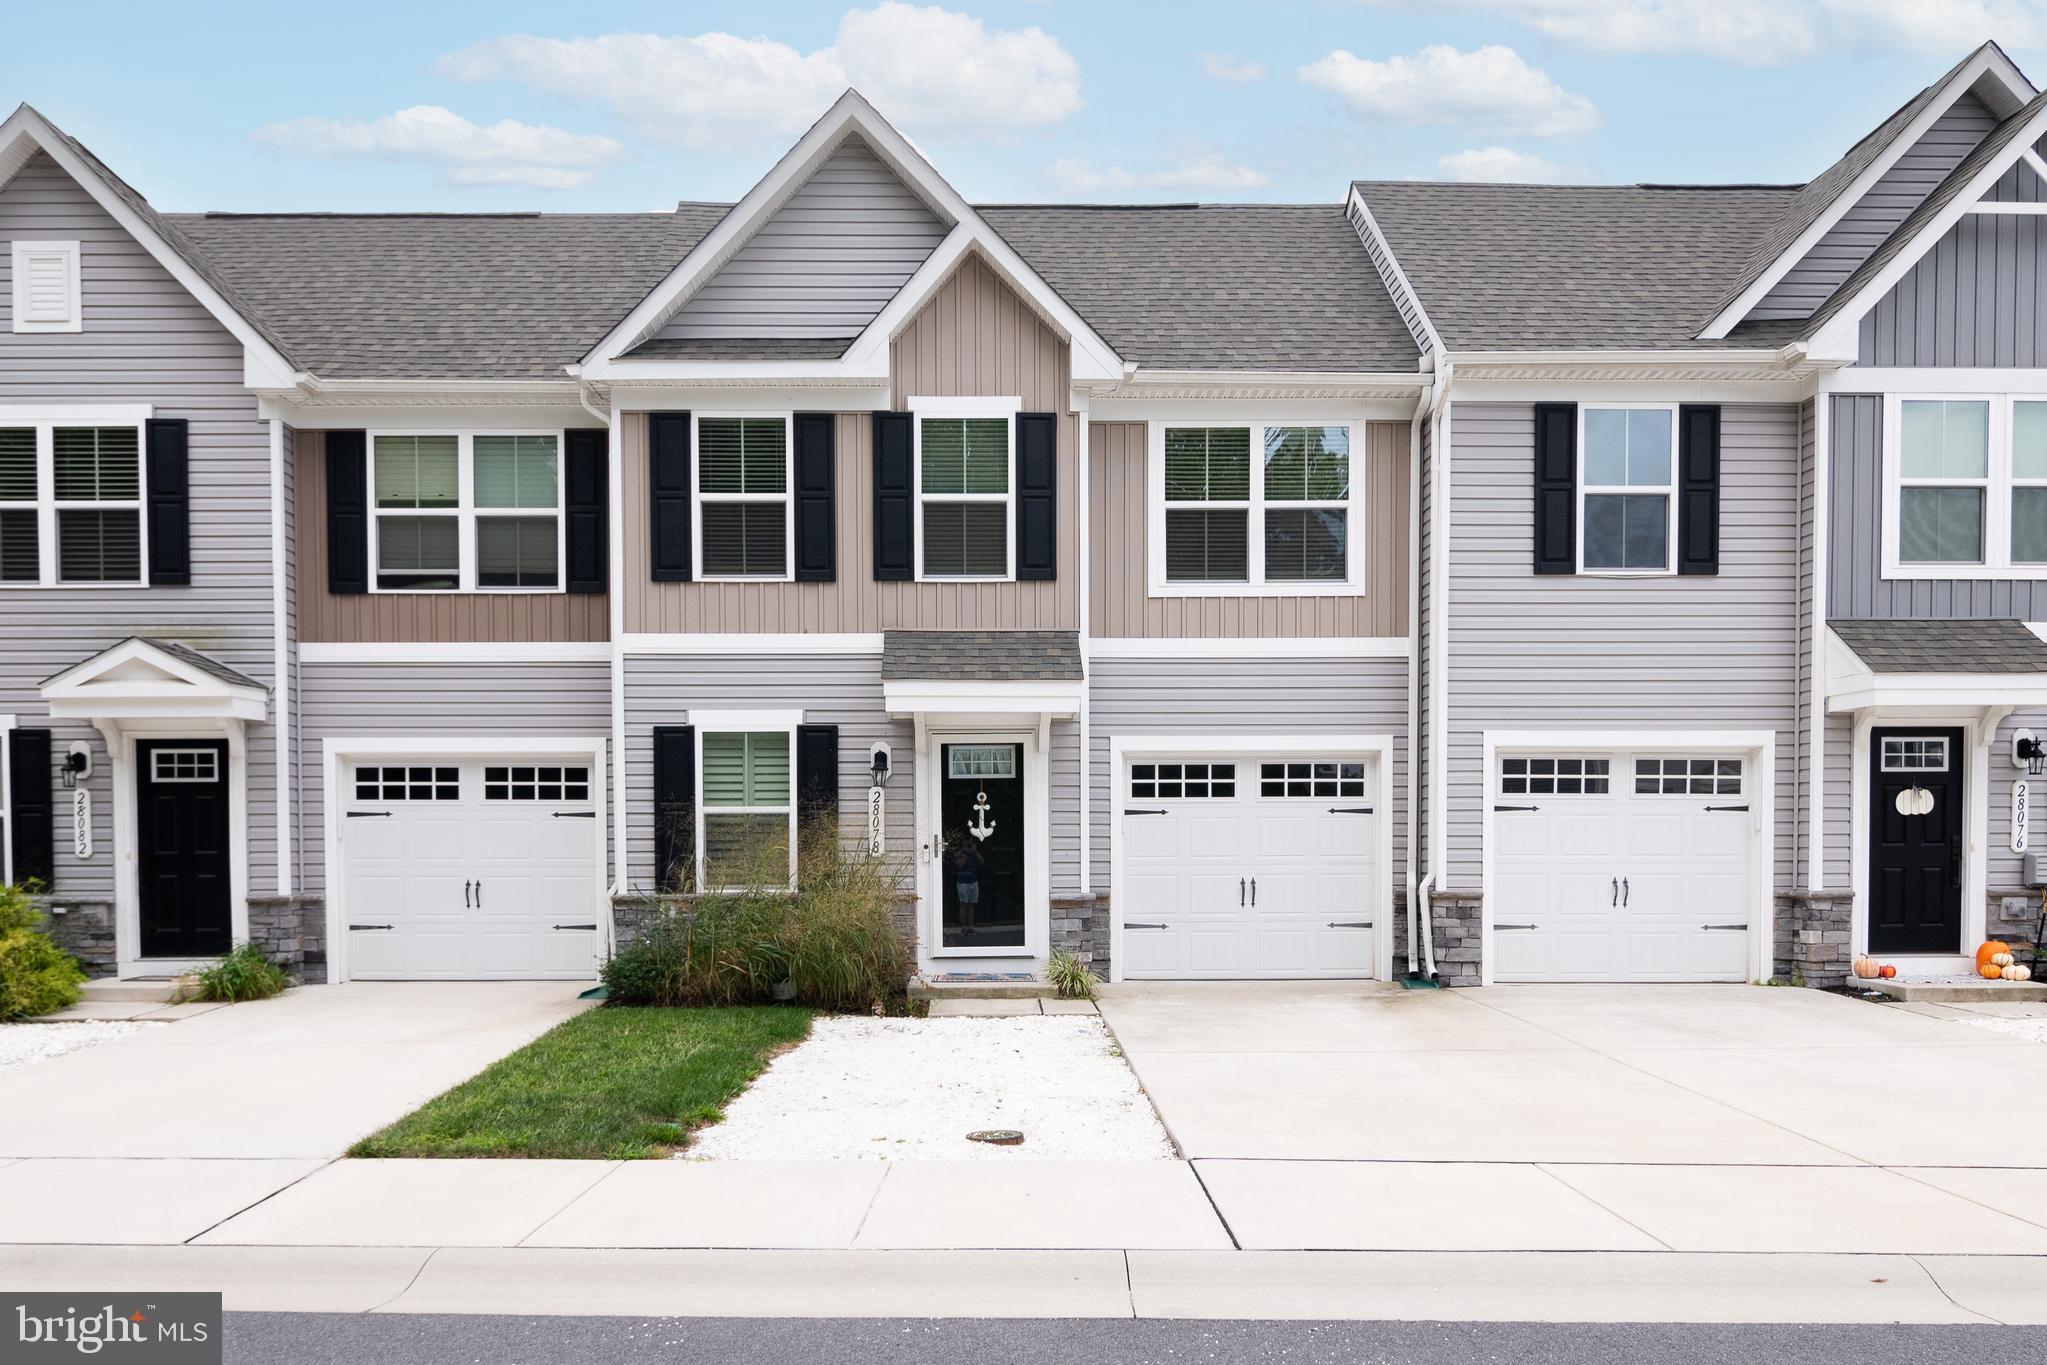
[2,43,2044,994]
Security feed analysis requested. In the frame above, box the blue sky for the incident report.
[3,2,2043,212]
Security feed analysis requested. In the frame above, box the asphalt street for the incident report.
[224,1315,2041,1365]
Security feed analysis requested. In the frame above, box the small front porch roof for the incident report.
[1826,619,2047,713]
[41,637,268,722]
[881,630,1083,721]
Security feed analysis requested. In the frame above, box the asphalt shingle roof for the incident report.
[1353,181,1801,351]
[622,336,852,361]
[979,204,1422,372]
[1831,618,2047,673]
[881,630,1084,682]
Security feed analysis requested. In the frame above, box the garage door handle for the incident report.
[1125,808,1168,816]
[1612,877,1618,907]
[553,923,598,931]
[553,810,596,819]
[1496,923,1539,931]
[1494,804,1539,812]
[347,810,392,819]
[1240,877,1246,906]
[350,923,393,931]
[1250,878,1256,906]
[1126,922,1170,930]
[1705,804,1749,813]
[464,880,471,908]
[1327,921,1373,929]
[1701,923,1748,931]
[1328,806,1373,814]
[1622,877,1629,907]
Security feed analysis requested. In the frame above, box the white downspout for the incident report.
[1406,387,1426,976]
[1421,359,1454,980]
[1075,390,1092,899]
[1808,386,1831,891]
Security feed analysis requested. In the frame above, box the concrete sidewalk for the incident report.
[5,1243,2044,1324]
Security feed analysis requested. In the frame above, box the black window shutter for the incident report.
[793,413,837,583]
[144,418,190,586]
[1015,412,1058,581]
[1531,403,1577,575]
[649,413,693,583]
[873,411,914,581]
[7,728,53,888]
[796,724,840,867]
[324,430,368,594]
[564,428,608,594]
[1677,404,1722,576]
[652,725,696,894]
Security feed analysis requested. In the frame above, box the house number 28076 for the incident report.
[2014,778,2031,856]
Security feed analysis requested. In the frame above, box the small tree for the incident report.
[0,882,86,1020]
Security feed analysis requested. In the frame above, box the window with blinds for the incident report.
[701,730,794,889]
[368,432,560,592]
[0,421,144,585]
[696,417,789,578]
[918,414,1011,579]
[1164,427,1250,582]
[0,427,37,583]
[1157,422,1356,592]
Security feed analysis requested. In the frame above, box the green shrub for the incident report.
[1045,948,1099,1001]
[785,831,910,1012]
[0,883,85,1020]
[177,942,291,1004]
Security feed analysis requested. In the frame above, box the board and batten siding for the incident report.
[0,151,283,898]
[625,255,1080,633]
[656,135,947,342]
[1755,95,1997,321]
[1827,393,2047,617]
[1088,420,1411,638]
[1444,403,1803,893]
[621,654,919,891]
[294,429,609,643]
[1086,657,1409,898]
[296,661,612,894]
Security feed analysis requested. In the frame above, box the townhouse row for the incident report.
[5,43,2046,991]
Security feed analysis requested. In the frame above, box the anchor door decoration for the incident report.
[939,743,1026,951]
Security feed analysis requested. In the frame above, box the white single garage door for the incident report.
[342,757,603,980]
[1121,754,1379,979]
[1492,752,1754,983]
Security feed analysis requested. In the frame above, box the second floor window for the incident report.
[371,432,561,592]
[696,416,790,579]
[916,409,1014,580]
[1579,405,1674,574]
[1886,395,2047,575]
[1154,422,1357,593]
[0,421,144,586]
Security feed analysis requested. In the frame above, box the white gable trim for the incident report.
[1344,185,1443,358]
[1809,98,2047,361]
[1700,46,2035,340]
[42,639,268,723]
[580,90,1123,385]
[0,108,301,390]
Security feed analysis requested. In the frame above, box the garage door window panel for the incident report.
[1131,762,1236,800]
[485,765,591,802]
[1580,406,1674,574]
[354,765,459,802]
[1499,756,1610,796]
[700,731,793,890]
[1260,760,1366,799]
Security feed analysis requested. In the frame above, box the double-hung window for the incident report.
[370,432,561,592]
[1153,421,1358,593]
[699,728,795,891]
[695,416,790,579]
[915,402,1014,580]
[1579,405,1675,574]
[1882,395,2047,576]
[0,416,146,586]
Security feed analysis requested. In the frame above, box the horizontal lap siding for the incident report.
[621,655,917,891]
[0,153,279,897]
[1987,711,2047,890]
[295,430,609,643]
[1086,657,1409,896]
[1823,713,1853,890]
[297,661,612,893]
[1446,403,1802,892]
[1088,420,1411,638]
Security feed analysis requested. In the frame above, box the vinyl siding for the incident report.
[1823,712,1853,890]
[1444,402,1802,892]
[620,654,917,890]
[1087,420,1411,638]
[1086,657,1409,899]
[657,135,946,342]
[294,429,610,643]
[296,661,612,894]
[0,151,281,899]
[1987,710,2047,890]
[1826,393,2047,617]
[1755,95,1996,321]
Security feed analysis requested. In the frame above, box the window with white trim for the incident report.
[1881,737,1949,772]
[1580,405,1675,573]
[1130,762,1236,799]
[695,416,790,579]
[484,765,591,801]
[151,749,220,784]
[699,730,795,890]
[1500,756,1610,796]
[916,408,1013,580]
[1634,756,1741,796]
[354,765,460,801]
[1883,395,2047,576]
[1155,422,1358,592]
[1261,760,1367,799]
[0,420,145,585]
[371,432,562,592]
[11,240,81,333]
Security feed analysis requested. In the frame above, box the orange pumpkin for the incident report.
[1978,941,2014,972]
[1982,962,2008,979]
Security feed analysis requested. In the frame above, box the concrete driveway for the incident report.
[1098,982,2047,1254]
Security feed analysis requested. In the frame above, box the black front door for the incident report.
[1869,728,1964,955]
[939,742,1025,950]
[137,739,232,958]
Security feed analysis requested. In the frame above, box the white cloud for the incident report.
[1199,52,1267,83]
[1362,2,1819,65]
[1051,151,1272,195]
[250,105,625,189]
[437,3,1082,149]
[1818,0,2047,52]
[1300,44,1598,138]
[1435,146,1584,183]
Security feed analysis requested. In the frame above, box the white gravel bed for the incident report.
[0,1020,150,1073]
[1957,1015,2047,1043]
[685,1015,1175,1161]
